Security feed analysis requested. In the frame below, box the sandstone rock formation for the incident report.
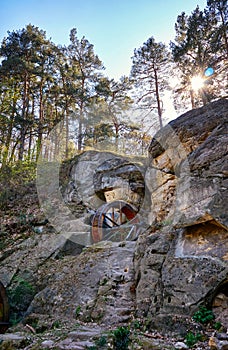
[64,150,145,211]
[146,98,228,226]
[135,98,228,330]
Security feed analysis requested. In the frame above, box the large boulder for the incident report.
[93,156,145,209]
[61,151,147,239]
[64,150,145,211]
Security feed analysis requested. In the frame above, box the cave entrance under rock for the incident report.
[91,200,139,243]
[0,281,9,333]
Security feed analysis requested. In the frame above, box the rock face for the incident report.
[135,98,228,330]
[146,98,228,226]
[27,241,136,326]
[93,156,145,209]
[0,99,227,342]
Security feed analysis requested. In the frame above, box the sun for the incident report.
[190,75,205,91]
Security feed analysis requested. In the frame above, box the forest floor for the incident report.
[1,316,223,349]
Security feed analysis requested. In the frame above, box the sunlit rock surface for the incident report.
[147,98,228,227]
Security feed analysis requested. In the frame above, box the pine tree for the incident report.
[171,5,227,109]
[67,28,104,151]
[0,24,56,161]
[207,0,228,58]
[94,76,134,152]
[130,37,171,130]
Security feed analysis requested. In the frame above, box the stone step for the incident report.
[68,327,102,341]
[57,339,95,349]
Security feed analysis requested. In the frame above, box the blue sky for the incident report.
[1,0,207,80]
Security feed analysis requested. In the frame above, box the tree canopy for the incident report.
[170,2,228,108]
[0,0,227,167]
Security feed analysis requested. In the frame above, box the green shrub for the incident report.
[112,326,130,350]
[10,278,34,300]
[75,305,81,318]
[213,321,222,330]
[132,319,141,330]
[193,306,215,325]
[7,276,36,324]
[0,161,36,185]
[0,161,36,209]
[185,332,202,347]
[95,335,107,347]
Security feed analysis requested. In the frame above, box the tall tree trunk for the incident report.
[65,107,69,158]
[154,68,163,129]
[18,73,29,160]
[2,92,16,166]
[114,125,119,152]
[219,7,228,58]
[201,89,209,106]
[36,81,44,161]
[78,106,83,151]
[18,127,26,161]
[9,140,19,163]
[78,76,86,152]
[28,97,35,161]
[2,117,14,165]
[190,89,195,108]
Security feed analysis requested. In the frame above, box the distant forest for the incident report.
[0,0,227,166]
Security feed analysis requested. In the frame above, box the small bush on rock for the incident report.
[112,326,130,350]
[185,332,202,347]
[192,306,215,325]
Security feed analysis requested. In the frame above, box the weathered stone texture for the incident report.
[65,150,145,211]
[147,99,228,227]
[26,241,136,326]
[135,99,228,330]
